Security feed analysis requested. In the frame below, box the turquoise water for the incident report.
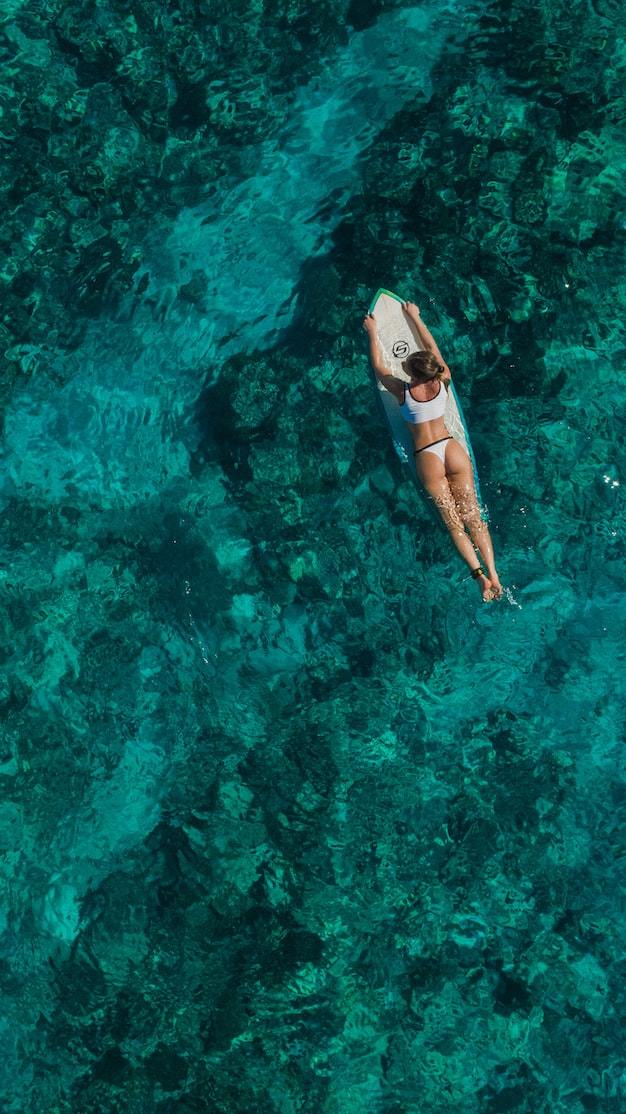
[2,0,626,1109]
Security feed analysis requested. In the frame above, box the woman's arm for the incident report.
[363,313,404,400]
[402,301,451,377]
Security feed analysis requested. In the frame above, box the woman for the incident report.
[363,301,503,601]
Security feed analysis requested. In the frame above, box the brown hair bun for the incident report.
[404,351,443,382]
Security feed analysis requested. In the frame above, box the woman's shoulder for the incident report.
[376,370,405,402]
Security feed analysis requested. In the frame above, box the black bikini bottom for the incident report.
[413,436,453,457]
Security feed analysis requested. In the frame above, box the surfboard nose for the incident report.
[367,287,404,314]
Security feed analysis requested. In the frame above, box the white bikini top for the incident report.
[399,380,447,425]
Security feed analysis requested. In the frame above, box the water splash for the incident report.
[503,584,523,608]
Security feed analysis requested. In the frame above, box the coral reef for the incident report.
[1,0,625,1109]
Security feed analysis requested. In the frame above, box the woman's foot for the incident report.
[471,565,501,601]
[478,570,503,606]
[486,571,503,600]
[476,571,496,601]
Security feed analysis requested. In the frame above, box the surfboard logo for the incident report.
[392,340,410,358]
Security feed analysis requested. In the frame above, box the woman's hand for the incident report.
[362,312,377,334]
[402,301,420,319]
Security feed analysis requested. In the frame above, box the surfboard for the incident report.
[368,287,488,519]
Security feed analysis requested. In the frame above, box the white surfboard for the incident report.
[368,287,488,518]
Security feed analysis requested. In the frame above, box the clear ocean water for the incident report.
[2,0,626,1110]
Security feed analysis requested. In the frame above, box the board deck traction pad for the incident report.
[368,288,488,519]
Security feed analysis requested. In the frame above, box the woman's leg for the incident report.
[415,451,495,599]
[444,441,502,597]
